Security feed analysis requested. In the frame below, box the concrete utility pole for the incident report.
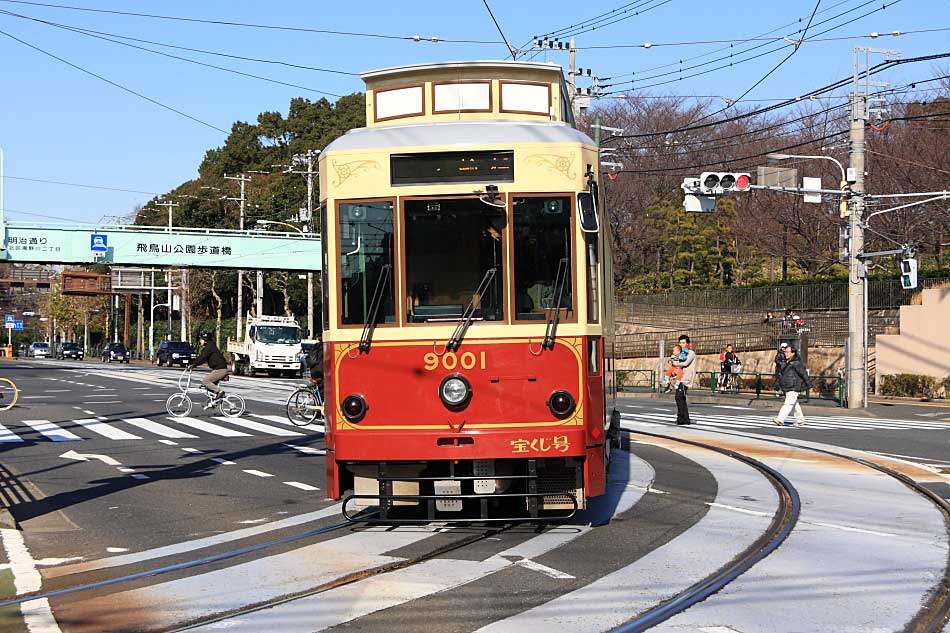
[846,46,898,409]
[155,200,179,229]
[288,149,319,337]
[569,37,576,110]
[180,268,188,341]
[224,173,251,339]
[256,270,264,317]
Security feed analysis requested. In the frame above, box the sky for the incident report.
[1,0,948,225]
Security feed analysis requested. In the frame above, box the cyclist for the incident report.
[719,344,740,390]
[188,332,229,408]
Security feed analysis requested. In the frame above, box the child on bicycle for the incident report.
[662,344,687,392]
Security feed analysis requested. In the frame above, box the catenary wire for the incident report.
[0,26,228,133]
[4,175,163,195]
[0,0,503,43]
[481,0,515,60]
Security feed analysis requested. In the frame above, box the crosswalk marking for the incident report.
[22,419,82,442]
[166,417,252,438]
[211,416,304,437]
[251,413,324,433]
[283,481,319,491]
[123,418,198,439]
[72,418,142,441]
[620,410,950,432]
[0,423,24,443]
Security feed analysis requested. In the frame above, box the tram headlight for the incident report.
[439,375,471,408]
[547,390,576,418]
[341,394,367,422]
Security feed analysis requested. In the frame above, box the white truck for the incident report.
[227,314,302,377]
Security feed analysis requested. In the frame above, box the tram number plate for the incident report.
[434,480,462,512]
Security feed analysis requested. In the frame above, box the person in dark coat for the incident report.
[189,332,230,406]
[772,345,809,427]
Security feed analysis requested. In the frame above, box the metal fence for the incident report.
[619,277,949,313]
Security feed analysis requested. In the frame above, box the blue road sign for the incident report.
[13,321,23,331]
[90,233,108,253]
[4,315,14,324]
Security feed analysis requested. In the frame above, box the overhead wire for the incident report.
[0,26,228,133]
[0,8,360,76]
[481,0,515,60]
[0,9,346,97]
[4,175,162,195]
[0,0,504,44]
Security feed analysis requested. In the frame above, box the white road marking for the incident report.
[283,443,326,455]
[243,469,274,478]
[123,417,198,439]
[871,450,946,463]
[106,547,129,553]
[236,519,268,525]
[85,400,121,404]
[707,502,773,517]
[130,474,149,480]
[59,450,121,466]
[158,439,179,446]
[0,528,63,632]
[44,390,70,393]
[515,559,575,579]
[211,416,304,437]
[210,458,236,465]
[806,521,897,537]
[23,419,81,442]
[182,448,203,454]
[709,405,753,411]
[81,410,96,415]
[73,418,141,441]
[0,423,24,443]
[283,481,319,491]
[22,396,54,399]
[117,468,136,473]
[166,416,252,437]
[251,413,325,433]
[701,627,744,633]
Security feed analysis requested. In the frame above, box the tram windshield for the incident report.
[405,198,505,323]
[512,196,574,321]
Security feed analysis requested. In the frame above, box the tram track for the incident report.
[620,426,950,633]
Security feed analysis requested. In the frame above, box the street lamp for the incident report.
[766,152,846,184]
[149,302,169,360]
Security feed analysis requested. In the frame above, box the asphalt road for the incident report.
[0,358,946,632]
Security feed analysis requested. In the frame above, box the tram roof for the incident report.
[323,120,595,153]
[360,60,564,81]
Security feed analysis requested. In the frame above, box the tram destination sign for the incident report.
[391,150,514,185]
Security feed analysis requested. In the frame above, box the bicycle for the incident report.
[285,379,324,427]
[0,377,19,412]
[166,368,245,418]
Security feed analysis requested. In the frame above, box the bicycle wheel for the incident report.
[0,378,19,412]
[286,388,320,426]
[166,393,193,417]
[218,393,245,418]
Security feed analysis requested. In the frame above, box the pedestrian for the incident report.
[670,334,696,425]
[781,309,794,333]
[773,345,809,427]
[774,341,789,397]
[718,344,740,391]
[763,311,774,324]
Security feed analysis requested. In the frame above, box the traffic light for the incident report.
[699,172,752,194]
[900,258,918,290]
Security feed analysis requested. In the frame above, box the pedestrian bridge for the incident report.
[0,221,321,271]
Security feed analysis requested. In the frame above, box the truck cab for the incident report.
[227,315,302,377]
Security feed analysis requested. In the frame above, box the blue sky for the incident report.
[1,0,948,225]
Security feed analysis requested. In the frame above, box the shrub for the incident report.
[879,374,938,399]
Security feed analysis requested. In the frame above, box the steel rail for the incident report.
[613,429,801,632]
[620,426,950,633]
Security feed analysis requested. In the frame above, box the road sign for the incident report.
[4,314,14,324]
[803,177,823,204]
[90,233,108,253]
[13,321,23,331]
[3,323,12,329]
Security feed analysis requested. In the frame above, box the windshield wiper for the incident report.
[542,258,570,350]
[359,264,392,353]
[446,268,497,352]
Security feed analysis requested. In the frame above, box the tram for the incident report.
[318,61,619,520]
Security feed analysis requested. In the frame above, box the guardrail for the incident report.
[618,369,845,407]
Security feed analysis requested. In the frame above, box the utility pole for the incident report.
[224,173,251,339]
[155,200,180,229]
[256,270,264,317]
[289,149,319,338]
[569,37,576,110]
[846,46,898,409]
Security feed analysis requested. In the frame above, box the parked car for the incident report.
[28,342,50,358]
[101,342,130,364]
[155,340,196,367]
[298,341,320,377]
[56,342,84,360]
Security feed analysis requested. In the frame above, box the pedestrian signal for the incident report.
[900,258,917,290]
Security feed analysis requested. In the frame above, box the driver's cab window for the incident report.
[513,196,574,321]
[404,197,505,324]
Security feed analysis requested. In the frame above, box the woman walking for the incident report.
[773,345,809,427]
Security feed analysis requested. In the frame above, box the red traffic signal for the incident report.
[699,172,752,194]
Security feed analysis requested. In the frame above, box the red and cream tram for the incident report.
[318,61,618,519]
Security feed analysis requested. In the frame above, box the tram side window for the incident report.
[513,196,573,321]
[404,198,505,323]
[338,201,396,326]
